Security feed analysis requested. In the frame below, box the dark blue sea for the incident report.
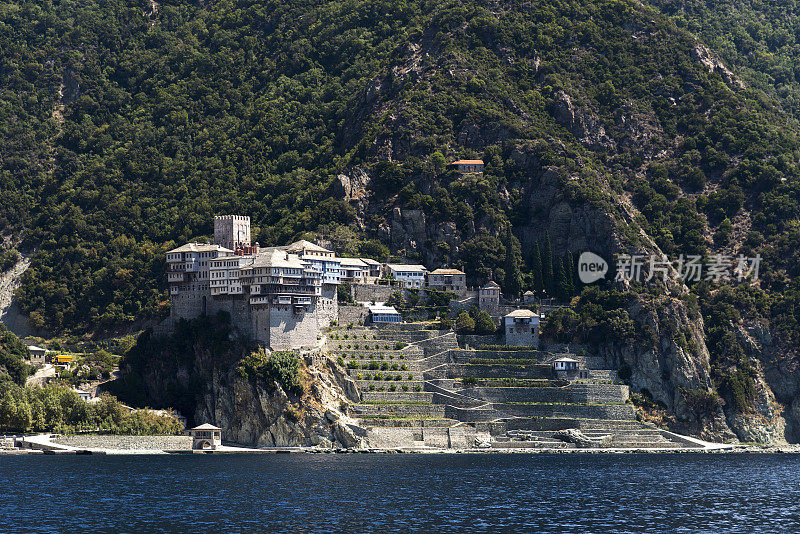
[1,452,799,533]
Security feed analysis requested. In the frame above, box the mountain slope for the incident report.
[3,0,800,440]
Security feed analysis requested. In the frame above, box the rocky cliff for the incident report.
[195,359,367,448]
[112,317,367,448]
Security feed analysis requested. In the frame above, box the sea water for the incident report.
[1,453,799,533]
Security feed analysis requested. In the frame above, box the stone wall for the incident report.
[353,283,395,303]
[267,304,321,350]
[338,305,368,326]
[52,435,193,450]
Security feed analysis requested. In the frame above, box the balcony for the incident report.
[294,296,312,305]
[250,296,269,305]
[170,286,180,295]
[250,285,261,294]
[184,260,199,273]
[167,272,186,282]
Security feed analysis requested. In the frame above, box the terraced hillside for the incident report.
[326,324,699,450]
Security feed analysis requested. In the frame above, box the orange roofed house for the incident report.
[451,159,484,173]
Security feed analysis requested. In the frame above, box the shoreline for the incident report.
[4,433,800,456]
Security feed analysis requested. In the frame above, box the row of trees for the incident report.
[0,382,182,435]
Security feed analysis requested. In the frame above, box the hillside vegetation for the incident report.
[3,0,800,439]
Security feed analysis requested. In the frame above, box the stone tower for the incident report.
[214,215,251,251]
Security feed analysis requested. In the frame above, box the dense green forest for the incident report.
[2,0,800,430]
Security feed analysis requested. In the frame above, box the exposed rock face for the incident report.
[732,322,800,443]
[554,428,611,448]
[332,167,371,203]
[551,90,615,150]
[195,360,367,449]
[692,44,745,89]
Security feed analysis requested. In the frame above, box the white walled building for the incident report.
[385,264,427,289]
[339,258,369,284]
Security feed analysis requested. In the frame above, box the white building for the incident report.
[339,258,369,284]
[166,242,235,318]
[165,218,337,350]
[385,264,427,289]
[504,309,540,347]
[189,423,222,450]
[284,240,341,286]
[369,305,402,324]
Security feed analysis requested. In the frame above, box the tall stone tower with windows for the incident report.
[214,215,251,251]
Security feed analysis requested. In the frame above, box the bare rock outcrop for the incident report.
[691,44,745,89]
[195,359,367,449]
[551,90,615,150]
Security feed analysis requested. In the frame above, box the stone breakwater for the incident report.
[52,435,193,450]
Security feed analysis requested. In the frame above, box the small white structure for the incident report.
[451,159,484,173]
[553,357,581,379]
[479,281,501,311]
[369,305,402,324]
[71,388,92,402]
[523,291,536,305]
[27,345,48,366]
[385,264,427,289]
[189,423,222,450]
[504,309,540,347]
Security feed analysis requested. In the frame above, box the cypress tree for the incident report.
[565,252,576,297]
[531,242,543,295]
[555,256,567,301]
[503,225,523,299]
[542,232,554,297]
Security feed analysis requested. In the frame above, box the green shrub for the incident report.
[237,350,304,396]
[388,384,397,392]
[394,342,406,350]
[402,385,409,392]
[413,385,421,392]
[407,374,414,381]
[394,375,401,381]
[462,375,478,387]
[356,373,363,380]
[401,364,408,371]
[336,356,345,367]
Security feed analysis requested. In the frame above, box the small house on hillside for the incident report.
[426,268,467,296]
[553,357,588,379]
[451,159,484,173]
[27,346,48,366]
[523,291,536,305]
[479,281,501,311]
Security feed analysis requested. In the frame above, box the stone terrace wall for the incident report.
[53,435,193,450]
[338,305,368,326]
[353,284,395,303]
